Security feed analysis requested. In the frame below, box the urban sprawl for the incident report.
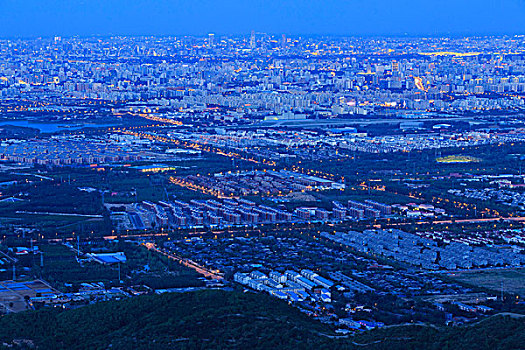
[0,34,525,333]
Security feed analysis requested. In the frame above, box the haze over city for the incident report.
[1,0,524,37]
[0,1,523,349]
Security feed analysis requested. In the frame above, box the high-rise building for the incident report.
[281,34,286,49]
[208,33,215,48]
[392,61,399,72]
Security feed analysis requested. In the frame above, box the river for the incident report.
[0,120,117,133]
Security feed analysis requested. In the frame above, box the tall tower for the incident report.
[281,34,286,49]
[250,30,256,49]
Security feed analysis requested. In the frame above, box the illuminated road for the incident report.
[414,216,525,225]
[37,213,525,253]
[145,243,224,280]
[118,130,276,167]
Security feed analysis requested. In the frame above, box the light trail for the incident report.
[413,76,427,91]
[145,243,224,280]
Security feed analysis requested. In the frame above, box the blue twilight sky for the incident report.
[0,0,524,37]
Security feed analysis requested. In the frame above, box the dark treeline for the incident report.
[0,290,523,350]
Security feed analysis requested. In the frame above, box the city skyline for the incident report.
[0,0,524,38]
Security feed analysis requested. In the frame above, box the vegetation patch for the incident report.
[436,155,481,163]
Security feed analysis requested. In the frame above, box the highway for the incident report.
[403,216,525,225]
[44,212,525,244]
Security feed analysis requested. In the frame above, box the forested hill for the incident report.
[0,290,333,350]
[0,290,523,350]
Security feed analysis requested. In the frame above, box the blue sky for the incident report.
[0,0,524,37]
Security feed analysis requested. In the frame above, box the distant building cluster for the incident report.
[0,138,142,166]
[449,187,525,209]
[170,170,344,198]
[322,229,525,270]
[392,203,447,218]
[346,200,392,219]
[234,269,334,303]
[115,198,297,230]
[340,132,525,153]
[0,36,524,119]
[113,195,395,231]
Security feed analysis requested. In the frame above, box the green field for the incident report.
[446,268,525,297]
[436,155,481,163]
